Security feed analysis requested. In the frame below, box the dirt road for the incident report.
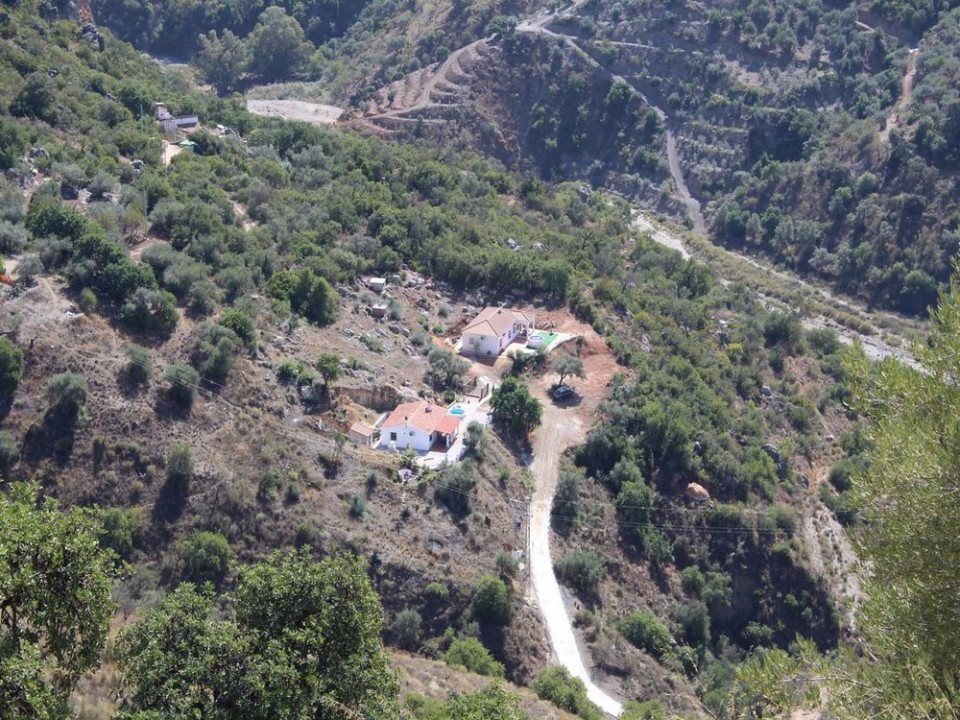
[528,399,623,717]
[881,47,918,142]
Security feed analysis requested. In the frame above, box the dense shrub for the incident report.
[178,530,232,586]
[618,611,671,658]
[434,461,477,518]
[123,288,179,335]
[0,430,19,475]
[531,666,602,720]
[218,308,257,350]
[123,343,152,386]
[99,507,138,561]
[164,363,200,411]
[390,609,423,651]
[554,550,606,598]
[471,575,513,626]
[0,337,24,396]
[165,443,195,497]
[443,636,505,677]
[46,372,88,425]
[267,268,338,325]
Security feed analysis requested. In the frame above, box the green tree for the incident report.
[267,268,338,325]
[246,7,314,83]
[123,288,179,336]
[443,636,505,677]
[0,337,23,396]
[426,347,469,391]
[315,352,342,388]
[118,550,399,718]
[442,684,528,719]
[407,684,529,719]
[462,420,487,461]
[472,575,513,626]
[0,483,115,718]
[178,531,232,586]
[11,72,56,123]
[195,29,248,95]
[837,277,960,713]
[552,353,585,387]
[490,377,542,437]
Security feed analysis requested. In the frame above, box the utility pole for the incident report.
[524,494,532,597]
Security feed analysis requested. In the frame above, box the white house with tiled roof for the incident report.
[379,400,462,452]
[461,307,535,357]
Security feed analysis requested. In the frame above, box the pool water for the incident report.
[449,406,466,416]
[532,330,560,348]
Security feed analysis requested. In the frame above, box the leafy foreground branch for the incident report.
[731,275,960,720]
[1,480,536,720]
[115,549,399,720]
[0,483,115,720]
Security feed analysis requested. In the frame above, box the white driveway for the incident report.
[528,402,624,717]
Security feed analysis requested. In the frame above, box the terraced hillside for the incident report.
[348,0,960,316]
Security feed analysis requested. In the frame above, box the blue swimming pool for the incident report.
[449,406,466,416]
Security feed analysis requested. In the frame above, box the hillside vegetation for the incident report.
[87,0,960,315]
[0,2,957,720]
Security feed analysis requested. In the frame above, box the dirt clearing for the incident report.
[246,99,343,125]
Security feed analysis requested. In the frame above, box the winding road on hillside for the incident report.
[527,401,624,717]
[516,6,706,232]
[349,5,924,712]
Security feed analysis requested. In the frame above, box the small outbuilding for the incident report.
[368,277,387,294]
[348,422,378,448]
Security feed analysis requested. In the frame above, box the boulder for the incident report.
[685,482,710,501]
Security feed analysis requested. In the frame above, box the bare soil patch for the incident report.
[246,99,343,125]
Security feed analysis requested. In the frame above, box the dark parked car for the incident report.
[553,384,575,400]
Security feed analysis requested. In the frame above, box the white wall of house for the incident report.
[462,332,502,357]
[379,424,435,452]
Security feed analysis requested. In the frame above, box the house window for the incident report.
[389,432,397,441]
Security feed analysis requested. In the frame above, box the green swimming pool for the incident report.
[530,330,560,349]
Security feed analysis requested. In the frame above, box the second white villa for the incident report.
[379,400,463,452]
[460,306,535,357]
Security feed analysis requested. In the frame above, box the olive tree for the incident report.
[0,483,115,718]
